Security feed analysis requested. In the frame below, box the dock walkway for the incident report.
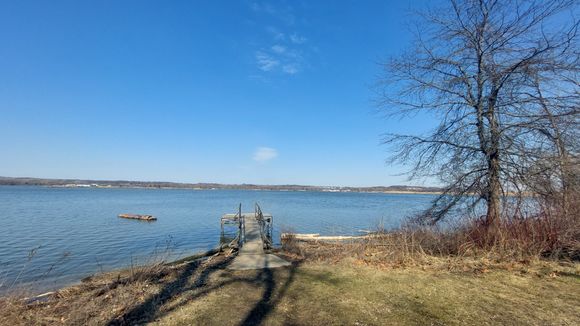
[227,212,290,270]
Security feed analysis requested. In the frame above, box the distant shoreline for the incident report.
[0,176,442,195]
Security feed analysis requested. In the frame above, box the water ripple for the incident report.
[0,186,434,293]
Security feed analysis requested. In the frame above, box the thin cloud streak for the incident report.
[290,33,307,44]
[250,2,309,76]
[256,51,280,71]
[253,147,278,162]
[250,1,295,25]
[271,44,286,53]
[282,64,298,74]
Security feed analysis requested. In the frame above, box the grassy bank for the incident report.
[1,245,578,326]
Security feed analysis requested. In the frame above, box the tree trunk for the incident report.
[487,152,501,229]
[485,93,501,235]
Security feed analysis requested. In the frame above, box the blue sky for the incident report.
[0,0,436,187]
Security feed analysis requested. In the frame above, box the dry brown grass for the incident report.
[0,252,232,326]
[290,205,580,271]
[281,204,579,274]
[151,258,580,326]
[0,246,578,326]
[288,237,579,276]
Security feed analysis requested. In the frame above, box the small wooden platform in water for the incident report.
[118,214,157,221]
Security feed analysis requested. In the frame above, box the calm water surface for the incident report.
[0,186,435,293]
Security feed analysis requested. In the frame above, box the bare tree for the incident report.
[377,0,579,230]
[516,72,579,215]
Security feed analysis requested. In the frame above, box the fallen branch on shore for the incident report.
[281,233,372,241]
[23,292,56,304]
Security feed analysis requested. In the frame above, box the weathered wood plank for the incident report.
[118,214,157,221]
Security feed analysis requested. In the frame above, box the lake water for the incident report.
[0,186,435,293]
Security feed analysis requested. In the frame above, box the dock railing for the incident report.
[238,203,244,246]
[255,203,273,249]
[220,203,244,248]
[221,203,272,250]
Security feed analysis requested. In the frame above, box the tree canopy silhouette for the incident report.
[378,0,579,229]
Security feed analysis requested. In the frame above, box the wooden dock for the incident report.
[222,204,290,270]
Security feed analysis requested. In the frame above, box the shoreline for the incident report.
[0,183,444,195]
[0,245,226,299]
[0,176,443,194]
[2,244,578,325]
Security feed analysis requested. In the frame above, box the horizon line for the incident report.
[0,175,439,190]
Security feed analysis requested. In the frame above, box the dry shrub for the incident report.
[293,234,434,268]
[460,214,578,261]
[0,271,162,326]
[280,228,303,257]
[0,253,231,326]
[0,238,202,326]
[290,198,579,271]
[450,194,580,261]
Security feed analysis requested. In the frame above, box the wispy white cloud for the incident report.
[284,48,302,60]
[253,147,278,162]
[250,3,310,76]
[251,1,295,25]
[271,44,286,54]
[256,46,303,75]
[266,26,285,41]
[289,33,307,44]
[256,51,280,71]
[282,64,299,75]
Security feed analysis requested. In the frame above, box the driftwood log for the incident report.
[118,214,157,221]
[281,233,372,241]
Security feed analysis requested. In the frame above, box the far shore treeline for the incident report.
[0,176,442,194]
